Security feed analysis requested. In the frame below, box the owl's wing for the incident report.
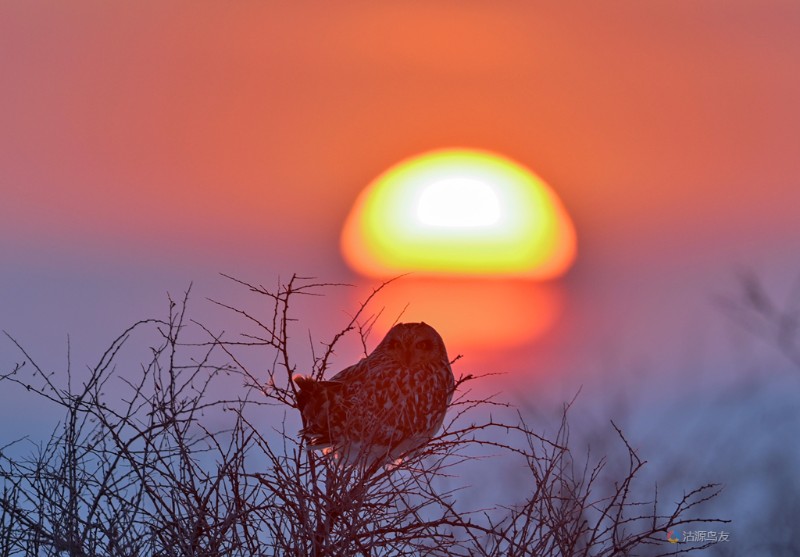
[328,356,371,384]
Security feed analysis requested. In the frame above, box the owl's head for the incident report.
[376,322,449,368]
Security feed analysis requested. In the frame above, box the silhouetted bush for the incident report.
[1,276,727,556]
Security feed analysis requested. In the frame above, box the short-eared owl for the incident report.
[294,322,454,465]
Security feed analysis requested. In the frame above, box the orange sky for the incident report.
[3,1,799,276]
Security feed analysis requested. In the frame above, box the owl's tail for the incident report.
[293,375,316,413]
[293,375,342,451]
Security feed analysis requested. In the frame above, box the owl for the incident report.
[294,322,455,466]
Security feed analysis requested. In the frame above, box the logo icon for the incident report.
[667,530,680,544]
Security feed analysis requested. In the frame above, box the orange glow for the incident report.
[341,148,577,278]
[355,278,563,350]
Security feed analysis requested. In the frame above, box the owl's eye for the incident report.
[416,339,433,350]
[387,339,401,350]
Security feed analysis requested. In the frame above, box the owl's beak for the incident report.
[399,348,414,368]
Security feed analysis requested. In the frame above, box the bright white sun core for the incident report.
[416,178,501,228]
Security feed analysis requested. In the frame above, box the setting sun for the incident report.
[341,148,577,278]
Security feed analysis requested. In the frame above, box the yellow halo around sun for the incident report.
[341,148,577,278]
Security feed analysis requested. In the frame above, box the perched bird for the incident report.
[294,322,454,466]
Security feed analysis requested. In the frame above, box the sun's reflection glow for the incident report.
[355,278,563,351]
